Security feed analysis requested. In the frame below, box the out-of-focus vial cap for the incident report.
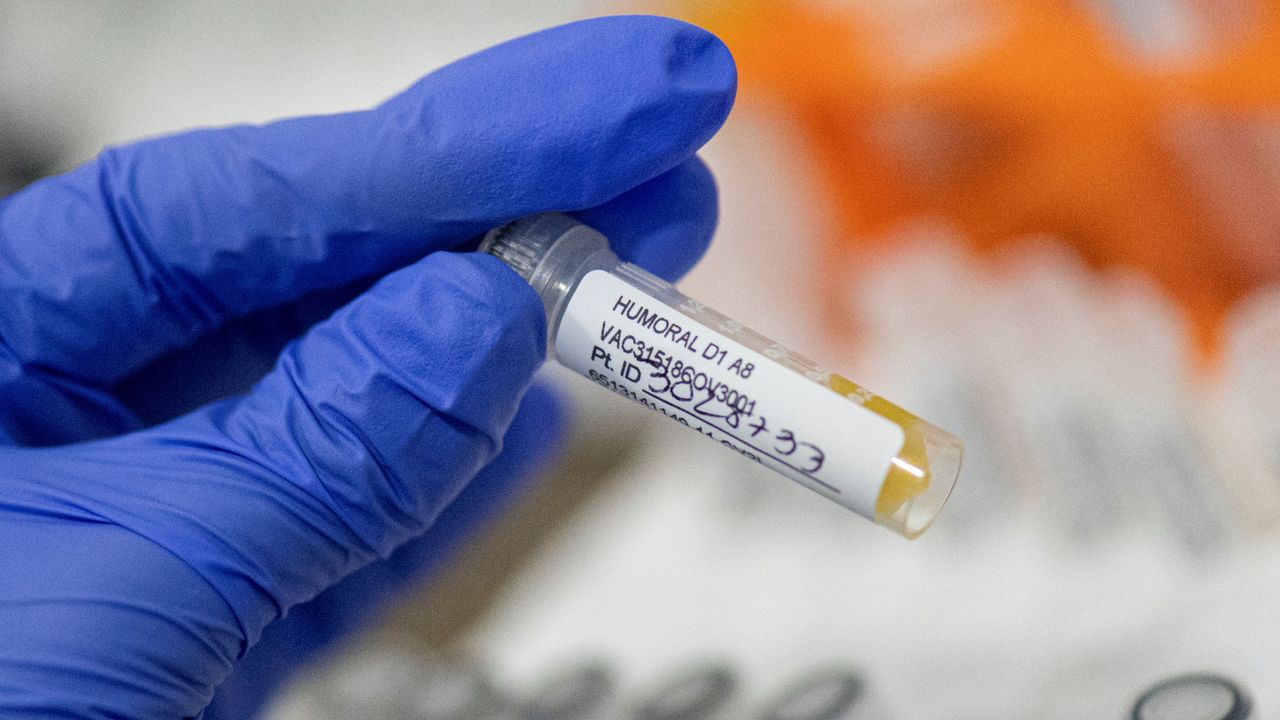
[632,663,737,720]
[319,650,428,720]
[1131,674,1252,720]
[758,669,867,720]
[407,659,505,720]
[520,661,616,720]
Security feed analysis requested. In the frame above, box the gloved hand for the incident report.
[0,15,735,719]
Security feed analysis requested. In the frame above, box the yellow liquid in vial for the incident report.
[827,374,932,519]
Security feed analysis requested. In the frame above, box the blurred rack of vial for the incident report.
[270,649,1259,720]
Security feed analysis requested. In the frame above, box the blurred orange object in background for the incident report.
[679,0,1280,353]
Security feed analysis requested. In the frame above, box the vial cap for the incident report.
[634,665,737,720]
[759,670,866,720]
[406,661,502,720]
[522,662,614,720]
[480,213,581,283]
[1132,674,1251,720]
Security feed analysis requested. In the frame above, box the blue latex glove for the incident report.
[0,15,734,719]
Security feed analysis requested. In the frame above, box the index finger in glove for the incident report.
[0,15,735,387]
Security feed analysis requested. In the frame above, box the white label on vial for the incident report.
[555,270,906,519]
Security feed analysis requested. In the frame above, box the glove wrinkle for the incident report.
[0,347,143,446]
[98,145,228,342]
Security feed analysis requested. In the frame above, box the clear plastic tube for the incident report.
[481,214,962,538]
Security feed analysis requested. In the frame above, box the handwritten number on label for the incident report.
[798,442,825,473]
[646,368,670,395]
[641,354,828,477]
[774,429,798,457]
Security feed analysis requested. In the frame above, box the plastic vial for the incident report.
[481,214,963,537]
